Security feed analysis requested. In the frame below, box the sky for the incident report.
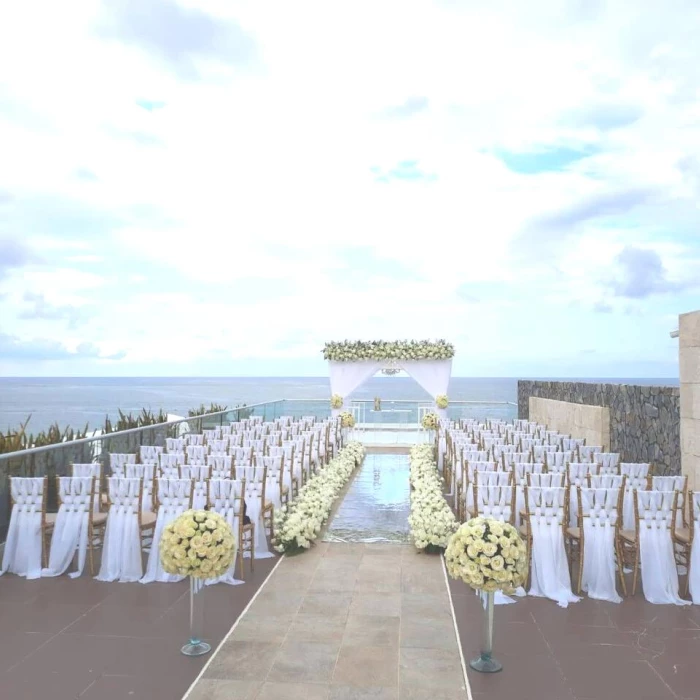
[0,0,699,378]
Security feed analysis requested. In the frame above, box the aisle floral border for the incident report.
[273,442,365,554]
[323,340,454,362]
[408,444,458,552]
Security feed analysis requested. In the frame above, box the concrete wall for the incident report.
[680,310,700,489]
[518,380,680,474]
[529,397,611,450]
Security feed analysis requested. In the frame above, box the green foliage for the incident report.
[188,403,228,417]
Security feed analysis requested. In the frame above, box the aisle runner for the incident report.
[185,543,469,699]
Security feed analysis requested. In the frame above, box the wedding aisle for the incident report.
[184,542,469,699]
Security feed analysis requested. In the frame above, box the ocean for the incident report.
[0,376,679,435]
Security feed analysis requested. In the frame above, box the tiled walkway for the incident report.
[185,542,469,700]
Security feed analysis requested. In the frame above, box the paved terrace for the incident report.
[0,556,278,699]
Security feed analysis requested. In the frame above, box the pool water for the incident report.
[323,452,411,543]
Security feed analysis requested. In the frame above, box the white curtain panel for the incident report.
[328,360,383,417]
[399,359,452,417]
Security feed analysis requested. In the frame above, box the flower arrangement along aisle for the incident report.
[339,411,355,428]
[421,412,439,430]
[408,444,457,553]
[436,394,449,409]
[445,518,528,674]
[331,394,344,409]
[160,510,235,656]
[273,442,365,554]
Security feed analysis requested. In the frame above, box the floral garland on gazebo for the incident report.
[323,340,454,362]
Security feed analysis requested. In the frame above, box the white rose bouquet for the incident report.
[445,518,528,593]
[273,442,365,554]
[160,510,235,579]
[408,444,458,552]
[331,394,344,409]
[436,394,449,409]
[339,411,355,428]
[421,412,439,430]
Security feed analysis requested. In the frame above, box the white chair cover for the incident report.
[589,474,625,489]
[528,473,565,488]
[205,479,244,586]
[238,467,274,559]
[527,486,580,608]
[95,477,144,583]
[140,445,163,461]
[42,477,95,579]
[578,487,622,603]
[0,477,45,579]
[180,465,210,509]
[594,452,620,474]
[185,434,205,446]
[141,478,193,583]
[72,463,102,512]
[165,438,185,452]
[636,490,690,605]
[620,463,650,530]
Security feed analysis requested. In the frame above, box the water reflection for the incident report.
[323,453,411,543]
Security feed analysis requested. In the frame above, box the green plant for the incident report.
[188,403,229,417]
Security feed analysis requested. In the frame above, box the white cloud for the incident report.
[0,0,698,375]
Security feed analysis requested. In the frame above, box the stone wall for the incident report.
[518,381,680,475]
[529,397,610,452]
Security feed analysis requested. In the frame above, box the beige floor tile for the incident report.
[330,686,398,700]
[310,570,359,593]
[398,647,466,691]
[230,613,295,644]
[267,641,339,684]
[399,616,458,650]
[399,688,467,700]
[299,592,353,617]
[400,570,446,594]
[333,645,399,687]
[248,589,305,617]
[343,615,400,648]
[257,681,330,700]
[287,614,347,645]
[265,571,314,591]
[355,570,402,593]
[186,679,261,700]
[350,593,401,617]
[203,640,281,681]
[400,593,451,620]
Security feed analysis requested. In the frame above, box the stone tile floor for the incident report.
[0,554,278,699]
[450,576,700,700]
[186,542,469,700]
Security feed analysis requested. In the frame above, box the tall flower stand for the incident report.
[181,577,210,656]
[469,591,502,673]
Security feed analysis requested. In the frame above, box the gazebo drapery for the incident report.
[324,341,454,420]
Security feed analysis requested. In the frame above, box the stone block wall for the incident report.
[529,397,610,451]
[518,380,680,475]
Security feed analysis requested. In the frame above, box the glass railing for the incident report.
[0,397,515,540]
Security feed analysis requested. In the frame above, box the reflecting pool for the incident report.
[323,452,411,543]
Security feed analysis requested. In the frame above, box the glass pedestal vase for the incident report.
[181,577,211,656]
[469,591,502,673]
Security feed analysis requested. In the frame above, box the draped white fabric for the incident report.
[690,493,700,604]
[95,478,144,583]
[0,478,45,580]
[579,488,622,603]
[140,479,192,584]
[636,491,690,605]
[400,359,452,415]
[205,480,243,586]
[328,360,383,416]
[42,477,94,579]
[527,488,580,608]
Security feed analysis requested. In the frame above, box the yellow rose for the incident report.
[194,512,206,523]
[473,539,484,552]
[173,546,187,560]
[205,518,217,531]
[491,555,505,571]
[199,559,213,574]
[499,536,511,549]
[479,555,491,568]
[483,580,499,592]
[191,535,203,549]
[466,544,478,558]
[201,532,213,546]
[482,543,498,557]
[490,522,504,537]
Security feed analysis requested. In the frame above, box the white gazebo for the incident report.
[324,340,454,420]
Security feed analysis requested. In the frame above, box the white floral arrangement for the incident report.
[408,444,458,551]
[273,442,365,553]
[331,394,344,409]
[435,394,449,409]
[323,340,454,362]
[445,518,528,593]
[339,411,355,428]
[421,412,439,430]
[160,509,235,579]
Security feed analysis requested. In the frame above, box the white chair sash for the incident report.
[0,477,45,579]
[205,479,243,586]
[95,478,144,583]
[689,492,700,604]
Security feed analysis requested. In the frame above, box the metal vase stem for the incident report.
[469,591,503,673]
